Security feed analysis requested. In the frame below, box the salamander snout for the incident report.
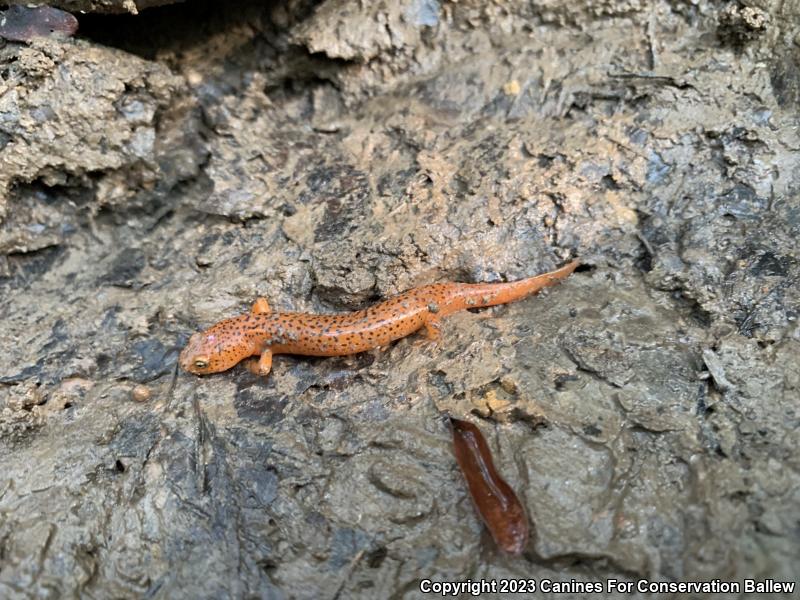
[179,320,260,375]
[179,331,215,374]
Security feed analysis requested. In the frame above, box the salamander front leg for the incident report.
[247,349,273,377]
[424,317,442,344]
[251,298,271,314]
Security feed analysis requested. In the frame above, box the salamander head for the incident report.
[179,318,257,375]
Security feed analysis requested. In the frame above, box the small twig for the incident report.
[330,549,366,600]
[636,232,656,258]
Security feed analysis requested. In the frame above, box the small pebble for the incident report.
[503,80,521,95]
[131,384,151,402]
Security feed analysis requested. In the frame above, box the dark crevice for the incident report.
[76,0,300,59]
[8,174,94,203]
[600,173,621,190]
[0,246,66,290]
[670,292,713,328]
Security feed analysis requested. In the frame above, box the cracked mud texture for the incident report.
[1,0,799,598]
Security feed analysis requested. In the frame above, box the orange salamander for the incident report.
[180,260,578,378]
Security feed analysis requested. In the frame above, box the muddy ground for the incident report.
[1,0,798,598]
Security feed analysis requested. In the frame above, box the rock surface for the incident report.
[1,0,798,598]
[4,0,183,15]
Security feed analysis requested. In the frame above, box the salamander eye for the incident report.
[193,358,209,369]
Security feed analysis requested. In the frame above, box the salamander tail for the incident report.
[447,259,579,313]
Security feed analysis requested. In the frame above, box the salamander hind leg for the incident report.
[247,349,273,377]
[251,298,271,314]
[424,316,443,344]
